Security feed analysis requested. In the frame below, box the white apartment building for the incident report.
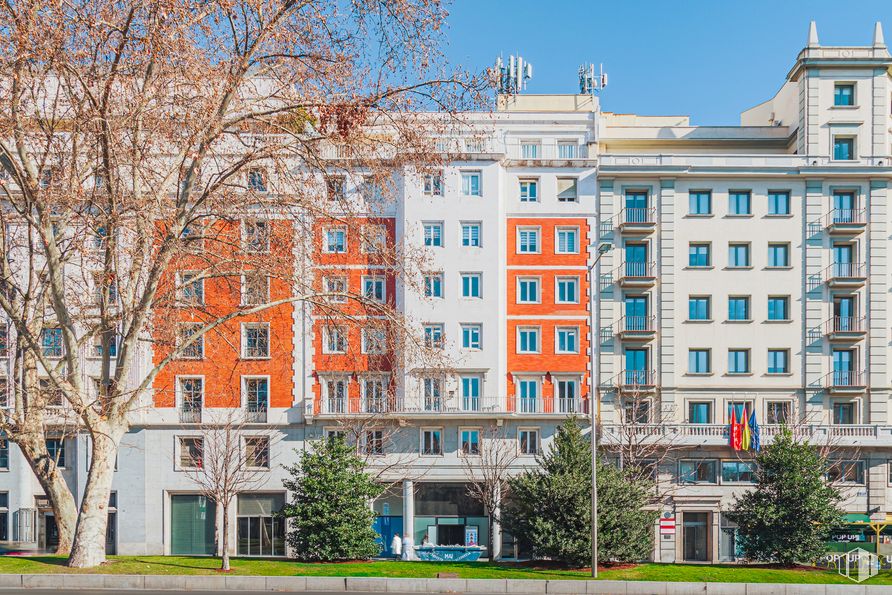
[0,21,891,565]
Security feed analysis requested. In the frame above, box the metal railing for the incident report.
[828,208,867,226]
[617,261,656,281]
[245,403,268,423]
[619,315,656,334]
[827,262,866,281]
[614,369,657,389]
[825,315,867,335]
[824,369,866,389]
[621,207,656,225]
[599,423,883,442]
[315,395,588,416]
[179,405,202,423]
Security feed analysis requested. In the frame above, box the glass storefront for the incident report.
[236,493,286,557]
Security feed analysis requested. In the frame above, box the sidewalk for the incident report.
[0,574,882,594]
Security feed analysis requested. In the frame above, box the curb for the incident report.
[0,575,878,593]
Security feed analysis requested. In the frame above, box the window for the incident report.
[323,326,347,354]
[178,437,203,469]
[517,327,540,353]
[834,83,855,106]
[242,273,269,306]
[728,243,750,267]
[242,323,270,358]
[521,141,540,159]
[768,191,791,215]
[729,191,751,216]
[766,401,791,424]
[326,175,345,201]
[46,438,66,468]
[0,439,7,470]
[362,276,386,302]
[361,328,387,355]
[827,460,865,484]
[556,227,579,254]
[728,296,750,321]
[179,271,204,305]
[833,136,855,161]
[324,276,347,303]
[244,437,270,469]
[361,225,387,254]
[688,243,711,267]
[423,324,444,349]
[461,376,481,411]
[362,379,388,413]
[767,349,789,374]
[244,377,269,420]
[555,277,579,304]
[689,191,712,215]
[0,378,7,409]
[90,331,118,359]
[768,243,790,268]
[461,324,482,350]
[722,461,756,483]
[237,494,286,557]
[178,323,204,359]
[556,379,580,413]
[40,328,63,358]
[461,222,481,247]
[461,273,482,298]
[460,429,480,456]
[688,296,711,321]
[557,178,578,202]
[423,222,443,247]
[832,401,855,425]
[422,172,442,196]
[728,349,750,374]
[517,277,540,304]
[679,460,717,484]
[519,429,539,455]
[323,227,346,253]
[558,142,578,159]
[247,168,267,192]
[243,220,270,253]
[517,379,539,412]
[461,171,481,196]
[556,327,579,354]
[179,377,203,420]
[688,401,713,424]
[364,430,384,456]
[0,323,7,357]
[423,273,443,298]
[39,378,64,408]
[421,428,443,455]
[519,179,538,202]
[323,378,348,413]
[517,227,540,253]
[623,399,650,424]
[768,297,790,321]
[423,378,442,411]
[688,349,711,374]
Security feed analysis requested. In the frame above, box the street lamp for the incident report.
[588,241,611,578]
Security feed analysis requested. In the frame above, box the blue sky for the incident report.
[443,0,892,125]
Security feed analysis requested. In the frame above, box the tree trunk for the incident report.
[221,501,230,571]
[67,429,119,568]
[17,437,78,555]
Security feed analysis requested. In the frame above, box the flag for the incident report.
[741,405,751,450]
[749,408,760,452]
[730,407,742,450]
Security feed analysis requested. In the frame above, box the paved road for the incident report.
[0,591,525,595]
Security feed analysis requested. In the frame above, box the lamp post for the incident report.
[588,241,612,578]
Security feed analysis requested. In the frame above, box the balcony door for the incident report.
[832,244,854,277]
[625,243,648,277]
[625,348,648,385]
[624,296,648,331]
[833,191,855,222]
[833,296,856,331]
[624,192,648,223]
[832,349,855,386]
[683,512,710,562]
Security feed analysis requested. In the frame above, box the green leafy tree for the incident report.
[503,419,658,567]
[726,427,844,566]
[282,437,384,561]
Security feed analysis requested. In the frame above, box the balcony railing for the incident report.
[824,369,867,391]
[828,262,867,282]
[617,315,657,338]
[616,262,656,285]
[315,395,587,416]
[179,406,202,423]
[825,315,867,340]
[613,369,657,391]
[245,403,268,423]
[827,208,867,230]
[599,423,888,444]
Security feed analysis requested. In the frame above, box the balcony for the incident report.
[618,208,657,234]
[312,394,588,417]
[616,316,657,341]
[507,396,588,415]
[179,405,202,424]
[616,262,656,288]
[245,403,268,423]
[824,370,867,393]
[826,262,867,287]
[824,316,867,342]
[612,369,657,392]
[825,208,867,235]
[598,423,892,447]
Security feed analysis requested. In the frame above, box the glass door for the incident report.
[683,512,710,562]
[833,244,854,277]
[624,296,648,331]
[834,297,856,331]
[624,348,648,385]
[625,192,648,223]
[833,192,855,223]
[625,243,648,277]
[832,349,855,386]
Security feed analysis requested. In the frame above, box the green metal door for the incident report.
[171,495,216,555]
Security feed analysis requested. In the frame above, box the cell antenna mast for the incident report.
[494,54,533,96]
[579,63,608,97]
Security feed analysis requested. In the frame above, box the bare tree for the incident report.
[0,0,482,567]
[179,409,279,571]
[461,425,518,560]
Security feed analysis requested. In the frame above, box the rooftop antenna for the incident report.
[494,54,533,97]
[578,63,608,98]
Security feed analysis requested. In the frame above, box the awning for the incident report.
[843,513,872,523]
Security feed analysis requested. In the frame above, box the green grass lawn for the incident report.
[0,556,889,584]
